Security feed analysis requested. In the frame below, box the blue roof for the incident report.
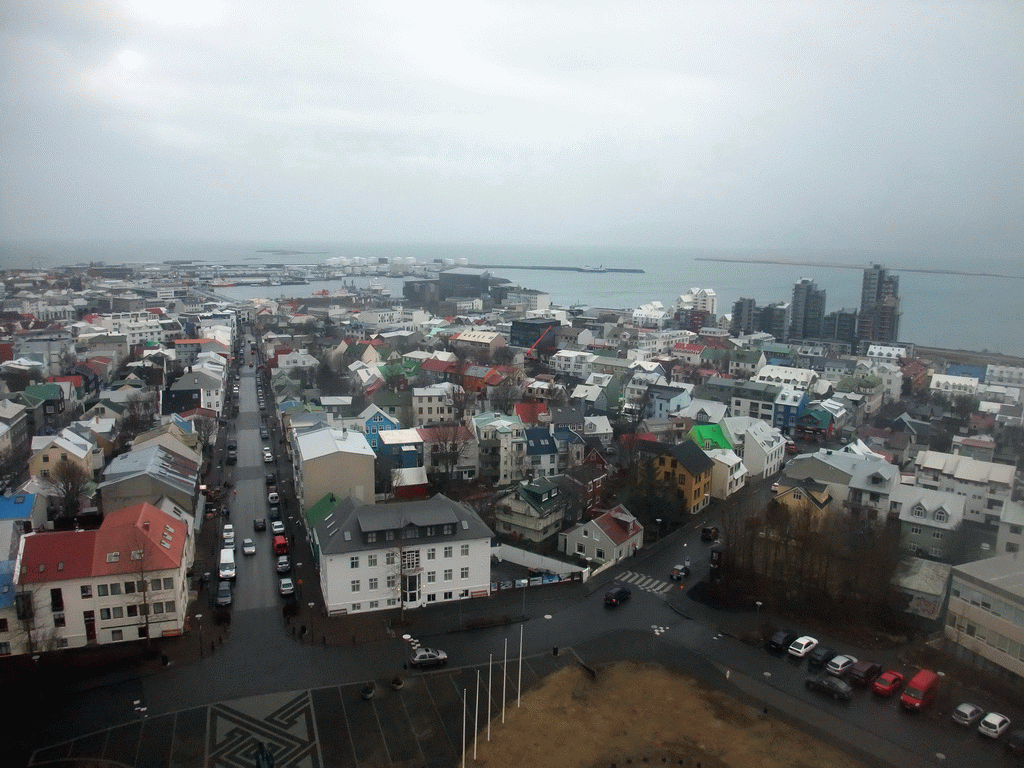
[0,494,34,520]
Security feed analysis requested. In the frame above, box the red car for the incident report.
[872,670,905,697]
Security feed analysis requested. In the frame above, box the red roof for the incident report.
[592,506,642,545]
[515,402,548,425]
[19,530,98,584]
[421,358,455,373]
[19,502,187,584]
[674,343,706,353]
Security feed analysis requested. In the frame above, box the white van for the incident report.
[219,547,236,580]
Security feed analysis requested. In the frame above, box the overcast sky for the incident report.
[1,1,1020,252]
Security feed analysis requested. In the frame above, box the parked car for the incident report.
[410,648,448,668]
[826,654,858,677]
[216,581,232,607]
[804,675,853,701]
[271,520,285,535]
[848,660,883,686]
[227,440,237,450]
[979,712,1011,739]
[269,504,281,520]
[952,703,985,727]
[222,524,235,548]
[604,586,631,606]
[265,473,276,486]
[242,538,256,555]
[900,669,939,711]
[701,526,720,542]
[253,518,266,532]
[872,670,905,697]
[788,635,819,659]
[767,630,799,653]
[276,555,291,573]
[226,450,237,465]
[268,492,280,504]
[806,645,837,669]
[260,427,269,439]
[263,450,274,463]
[279,577,295,596]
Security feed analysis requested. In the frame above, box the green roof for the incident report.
[306,492,342,526]
[690,423,732,450]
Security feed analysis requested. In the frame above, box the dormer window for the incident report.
[933,510,947,523]
[912,505,926,519]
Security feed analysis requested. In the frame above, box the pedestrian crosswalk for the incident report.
[616,570,674,595]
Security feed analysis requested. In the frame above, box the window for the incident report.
[368,578,378,591]
[933,531,944,540]
[81,585,92,599]
[50,588,64,612]
[426,526,436,536]
[100,608,111,620]
[427,548,436,560]
[576,542,586,554]
[0,619,7,632]
[53,613,65,628]
[427,571,436,584]
[111,630,123,641]
[387,575,397,589]
[385,530,395,541]
[163,578,174,590]
[124,581,136,594]
[366,532,377,544]
[351,580,360,593]
[934,510,947,523]
[443,546,453,558]
[443,524,454,535]
[460,567,469,579]
[910,525,922,535]
[443,591,453,600]
[596,548,605,560]
[367,554,378,567]
[460,544,470,557]
[350,556,360,569]
[443,569,453,581]
[127,605,138,617]
[165,601,175,613]
[97,584,109,597]
[386,552,396,566]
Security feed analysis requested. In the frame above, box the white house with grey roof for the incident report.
[890,484,966,560]
[292,424,375,511]
[311,494,493,616]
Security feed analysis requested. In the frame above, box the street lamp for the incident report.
[655,518,662,542]
[754,601,763,636]
[196,613,203,658]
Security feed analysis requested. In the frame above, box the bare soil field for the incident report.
[467,661,869,768]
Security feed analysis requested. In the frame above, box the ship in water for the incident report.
[581,265,607,272]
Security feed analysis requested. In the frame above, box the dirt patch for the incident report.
[467,662,868,768]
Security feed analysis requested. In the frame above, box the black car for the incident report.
[805,674,853,701]
[265,473,276,486]
[253,518,266,532]
[216,581,233,607]
[767,629,799,653]
[260,427,269,439]
[848,660,883,686]
[227,440,237,450]
[807,645,838,669]
[226,450,237,465]
[701,526,720,542]
[604,586,631,606]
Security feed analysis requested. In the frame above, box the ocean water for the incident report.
[1,240,1021,356]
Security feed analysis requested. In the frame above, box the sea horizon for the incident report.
[1,238,1021,357]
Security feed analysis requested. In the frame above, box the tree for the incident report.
[489,379,517,415]
[52,459,90,522]
[428,422,472,494]
[119,390,156,446]
[192,415,218,455]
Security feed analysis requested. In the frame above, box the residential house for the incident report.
[889,484,966,560]
[306,493,493,616]
[471,412,526,487]
[913,451,1015,527]
[559,505,643,565]
[704,448,747,500]
[98,444,201,516]
[641,441,714,515]
[11,502,192,654]
[417,425,479,483]
[720,416,786,480]
[494,477,567,543]
[292,424,376,510]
